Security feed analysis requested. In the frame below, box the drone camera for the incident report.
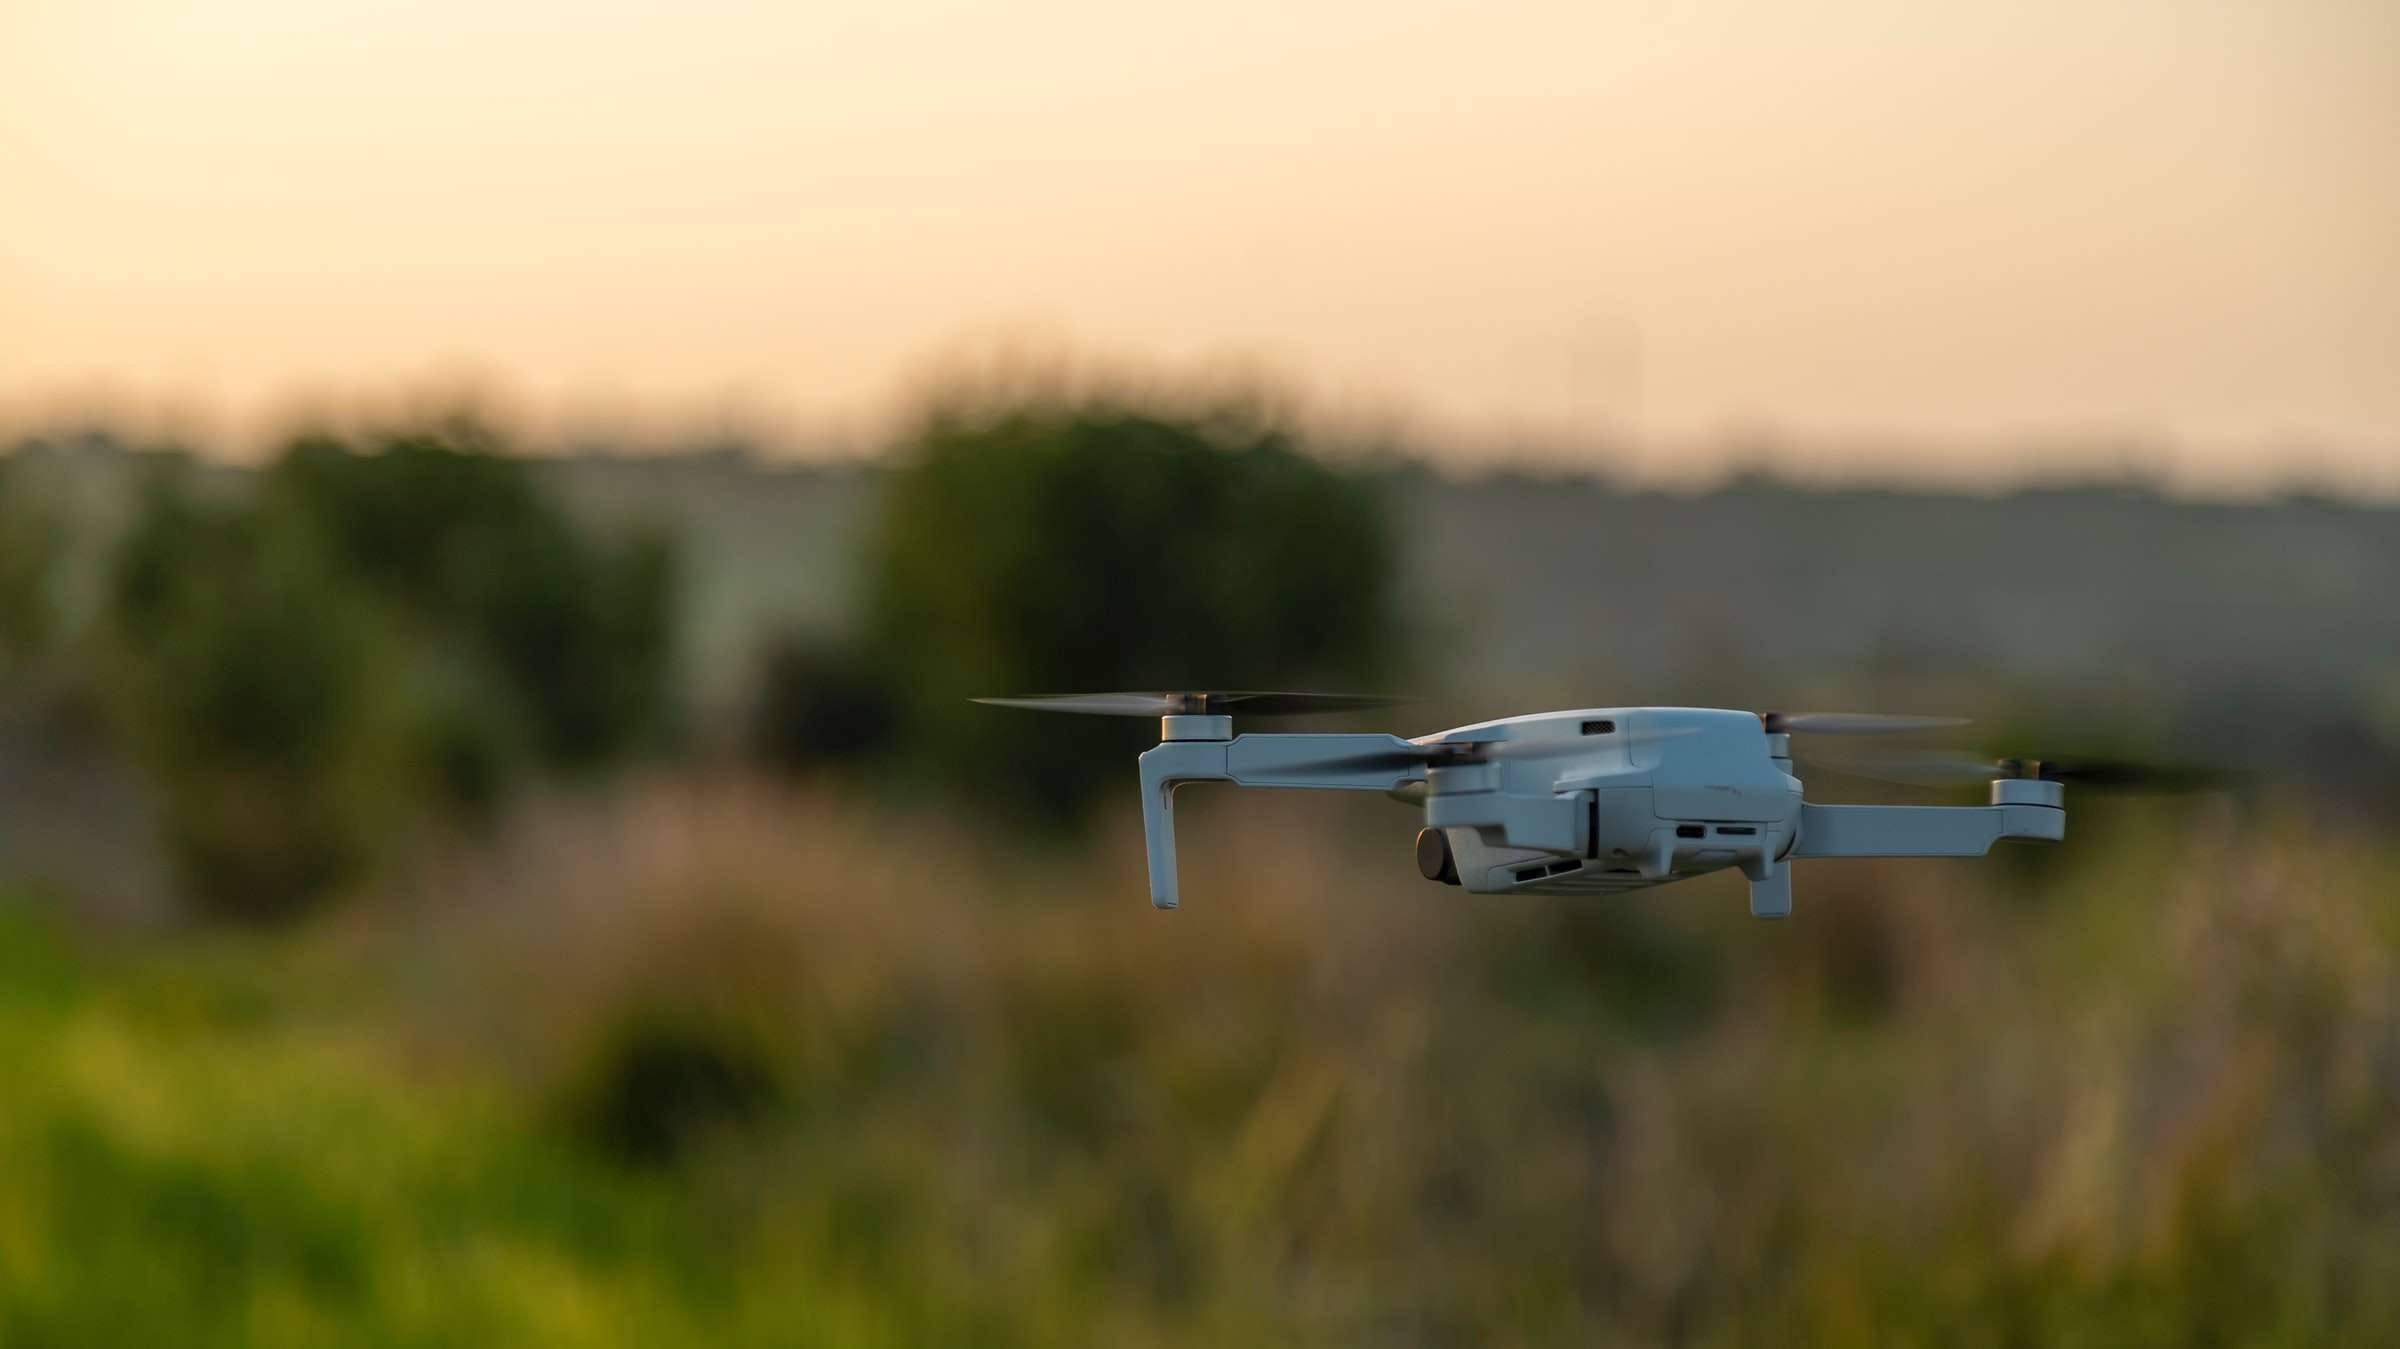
[1415,827,1461,884]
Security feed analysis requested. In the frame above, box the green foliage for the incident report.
[0,905,739,1347]
[0,458,61,662]
[267,429,676,770]
[748,634,897,774]
[100,427,676,921]
[104,475,403,922]
[3,789,2399,1346]
[862,394,1399,819]
[559,1007,783,1167]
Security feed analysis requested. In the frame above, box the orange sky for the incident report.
[4,0,2395,491]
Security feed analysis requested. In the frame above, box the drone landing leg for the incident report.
[1145,780,1183,909]
[1138,742,1227,909]
[1746,860,1792,919]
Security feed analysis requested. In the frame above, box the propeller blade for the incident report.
[974,693,1182,717]
[2038,759,2238,793]
[1764,711,1971,736]
[973,691,1417,718]
[1809,750,2236,794]
[1807,750,2005,786]
[1201,692,1420,715]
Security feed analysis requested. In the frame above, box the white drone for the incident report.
[978,693,2211,918]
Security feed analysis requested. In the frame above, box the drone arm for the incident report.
[1789,800,2064,858]
[1137,734,1428,909]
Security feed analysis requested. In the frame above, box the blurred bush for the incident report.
[559,1004,784,1167]
[269,428,675,772]
[103,476,404,921]
[87,781,2373,1346]
[100,425,675,922]
[859,390,1399,820]
[747,633,896,776]
[0,458,60,665]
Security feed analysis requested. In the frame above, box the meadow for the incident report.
[4,773,2396,1345]
[1,412,2396,1344]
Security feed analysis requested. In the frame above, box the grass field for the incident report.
[4,772,2395,1345]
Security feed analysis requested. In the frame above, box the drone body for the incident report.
[978,695,2088,918]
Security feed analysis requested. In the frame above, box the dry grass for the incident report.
[218,772,2397,1343]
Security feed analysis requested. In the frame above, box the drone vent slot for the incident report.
[1580,720,1616,735]
[1515,860,1584,882]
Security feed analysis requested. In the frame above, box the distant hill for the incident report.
[12,438,2398,794]
[546,452,2400,763]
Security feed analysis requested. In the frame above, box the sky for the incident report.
[3,0,2396,491]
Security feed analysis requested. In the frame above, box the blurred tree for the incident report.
[268,427,675,771]
[102,425,677,922]
[104,472,403,921]
[749,633,897,774]
[0,460,60,664]
[862,393,1398,820]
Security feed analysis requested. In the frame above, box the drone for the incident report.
[977,692,2216,918]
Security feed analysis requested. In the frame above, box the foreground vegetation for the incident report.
[4,399,2395,1340]
[3,777,2394,1345]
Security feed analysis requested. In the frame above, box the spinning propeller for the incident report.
[977,693,1967,736]
[972,691,1417,717]
[1759,711,1969,735]
[1810,748,2233,793]
[975,689,1669,771]
[975,694,1976,775]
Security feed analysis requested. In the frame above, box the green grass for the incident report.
[0,907,726,1346]
[0,784,2396,1346]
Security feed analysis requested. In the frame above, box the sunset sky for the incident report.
[4,0,2395,490]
